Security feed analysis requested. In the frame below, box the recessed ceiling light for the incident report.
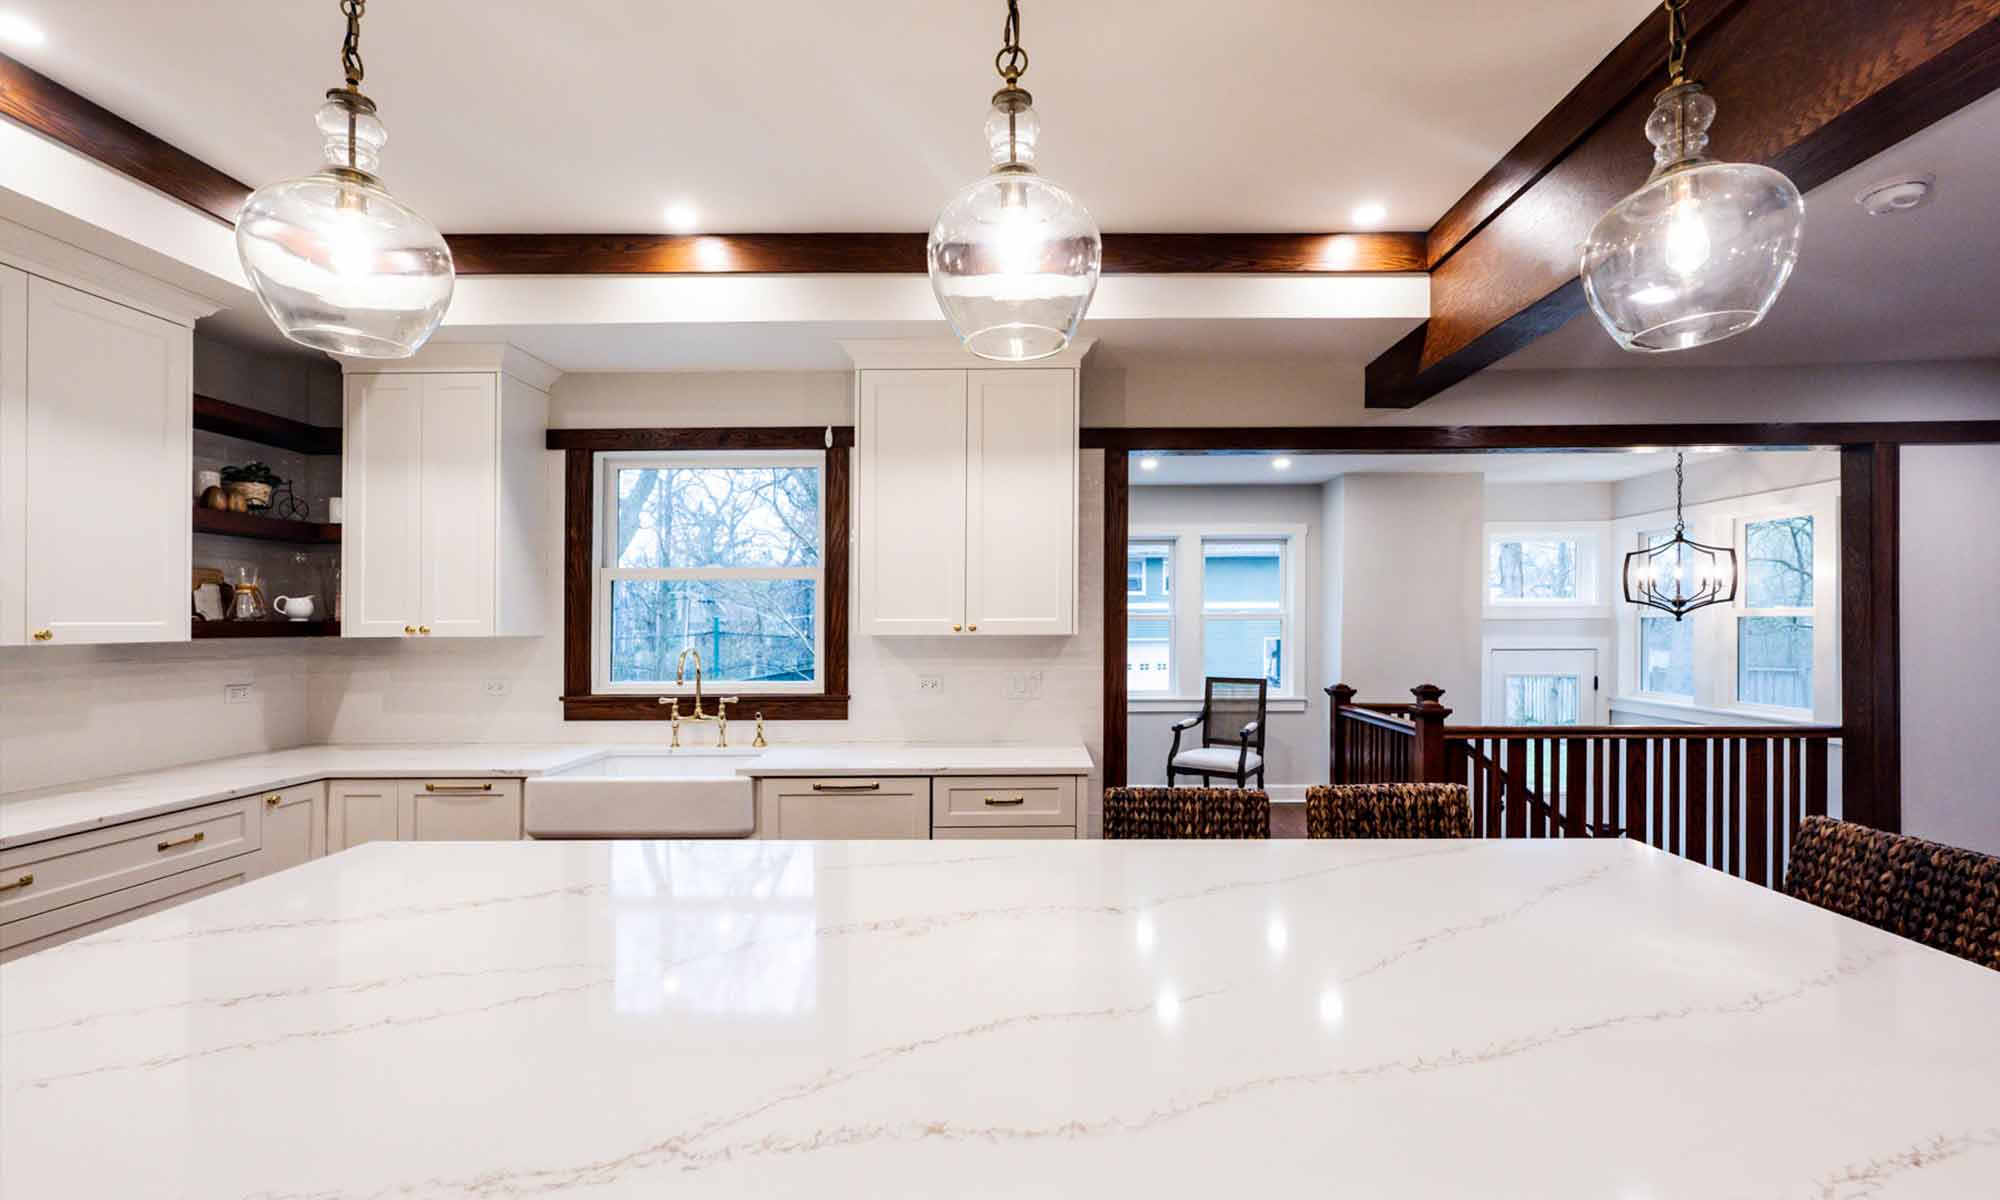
[1272,457,1293,471]
[1350,202,1387,228]
[663,203,700,233]
[0,13,46,46]
[1855,174,1935,216]
[1138,457,1159,471]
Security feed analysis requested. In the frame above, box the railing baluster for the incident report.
[1806,738,1828,818]
[1745,737,1770,887]
[1686,738,1708,869]
[1622,738,1645,847]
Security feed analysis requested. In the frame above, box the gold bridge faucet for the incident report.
[657,647,738,748]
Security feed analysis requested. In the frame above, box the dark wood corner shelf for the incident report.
[193,507,342,544]
[192,620,340,639]
[193,394,341,455]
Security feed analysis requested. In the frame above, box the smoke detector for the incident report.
[1855,175,1935,216]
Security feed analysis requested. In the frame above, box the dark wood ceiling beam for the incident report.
[1369,0,2000,410]
[1078,421,2000,452]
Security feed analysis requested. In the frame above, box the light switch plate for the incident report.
[916,675,943,693]
[223,683,253,705]
[483,680,512,696]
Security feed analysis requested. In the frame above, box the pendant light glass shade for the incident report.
[1581,81,1802,353]
[928,4,1100,362]
[236,5,452,360]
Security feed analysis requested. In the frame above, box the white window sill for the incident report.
[1608,694,1825,727]
[1128,696,1308,715]
[1483,602,1613,621]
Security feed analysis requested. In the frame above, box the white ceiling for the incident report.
[1131,448,1746,486]
[1501,85,2000,371]
[13,0,1656,233]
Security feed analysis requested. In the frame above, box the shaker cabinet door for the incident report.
[965,369,1076,636]
[856,370,968,636]
[418,374,498,637]
[343,374,426,638]
[21,276,189,645]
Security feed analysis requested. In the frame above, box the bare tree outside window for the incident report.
[1489,538,1578,601]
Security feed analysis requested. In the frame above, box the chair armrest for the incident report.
[1237,721,1260,742]
[1170,715,1203,733]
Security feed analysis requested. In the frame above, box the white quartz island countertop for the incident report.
[0,742,1096,848]
[4,838,1998,1198]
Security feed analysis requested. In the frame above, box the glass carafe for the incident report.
[230,564,269,621]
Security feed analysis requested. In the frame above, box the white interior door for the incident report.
[419,374,497,637]
[24,276,189,644]
[965,369,1076,636]
[857,370,967,636]
[1487,648,1600,725]
[343,374,425,637]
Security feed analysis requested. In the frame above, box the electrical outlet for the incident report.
[916,675,943,694]
[223,683,253,705]
[482,680,512,697]
[1025,670,1044,700]
[1005,672,1028,700]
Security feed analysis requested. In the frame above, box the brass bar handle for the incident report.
[811,781,882,792]
[0,873,33,893]
[157,831,206,853]
[984,795,1026,806]
[424,783,495,793]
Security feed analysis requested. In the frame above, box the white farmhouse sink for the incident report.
[525,750,759,838]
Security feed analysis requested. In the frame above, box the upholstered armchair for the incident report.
[1167,676,1268,789]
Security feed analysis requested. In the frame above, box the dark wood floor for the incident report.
[1271,803,1306,839]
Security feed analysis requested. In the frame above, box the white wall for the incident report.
[1899,444,2000,855]
[1324,473,1484,713]
[1125,484,1324,793]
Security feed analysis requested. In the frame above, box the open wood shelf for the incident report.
[192,507,342,544]
[192,620,340,639]
[193,394,341,455]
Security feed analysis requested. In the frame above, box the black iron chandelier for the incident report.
[1623,452,1737,619]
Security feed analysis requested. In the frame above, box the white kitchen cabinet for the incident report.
[254,782,325,878]
[341,347,552,640]
[404,779,523,841]
[327,780,406,851]
[855,363,1078,638]
[755,777,932,839]
[0,273,192,645]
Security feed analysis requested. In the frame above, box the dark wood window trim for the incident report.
[554,427,852,721]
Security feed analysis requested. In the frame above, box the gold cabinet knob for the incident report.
[265,793,282,807]
[403,625,417,635]
[951,624,963,632]
[32,629,52,642]
[968,624,977,632]
[418,625,432,635]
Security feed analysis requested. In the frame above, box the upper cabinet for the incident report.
[0,228,216,647]
[341,347,553,639]
[855,358,1079,638]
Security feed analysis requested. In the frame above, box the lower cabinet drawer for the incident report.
[932,826,1075,840]
[405,779,523,841]
[758,778,931,839]
[932,775,1079,828]
[0,796,260,925]
[0,857,249,961]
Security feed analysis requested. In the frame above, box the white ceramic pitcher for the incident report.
[273,594,317,622]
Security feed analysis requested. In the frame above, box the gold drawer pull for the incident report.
[32,629,52,641]
[984,795,1026,806]
[425,783,494,794]
[811,781,881,792]
[0,873,33,893]
[157,831,206,853]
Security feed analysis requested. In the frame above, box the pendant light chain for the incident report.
[1674,451,1688,537]
[1664,0,1690,86]
[340,0,366,89]
[996,0,1027,85]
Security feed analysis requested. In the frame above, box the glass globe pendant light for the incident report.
[1623,453,1737,619]
[1580,0,1802,353]
[235,0,453,358]
[927,0,1101,361]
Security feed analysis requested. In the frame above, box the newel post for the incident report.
[1326,684,1356,785]
[1408,684,1452,783]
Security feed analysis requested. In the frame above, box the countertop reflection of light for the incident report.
[1265,914,1289,958]
[1155,986,1182,1028]
[1135,913,1157,955]
[1318,986,1345,1027]
[661,973,680,997]
[0,13,46,46]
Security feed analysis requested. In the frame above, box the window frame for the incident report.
[592,449,827,697]
[1125,536,1177,696]
[1731,509,1819,717]
[1482,521,1612,620]
[1128,522,1307,708]
[558,429,851,722]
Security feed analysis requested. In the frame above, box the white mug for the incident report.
[274,594,317,622]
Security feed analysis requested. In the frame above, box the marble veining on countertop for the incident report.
[2,838,1996,1198]
[0,742,1096,848]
